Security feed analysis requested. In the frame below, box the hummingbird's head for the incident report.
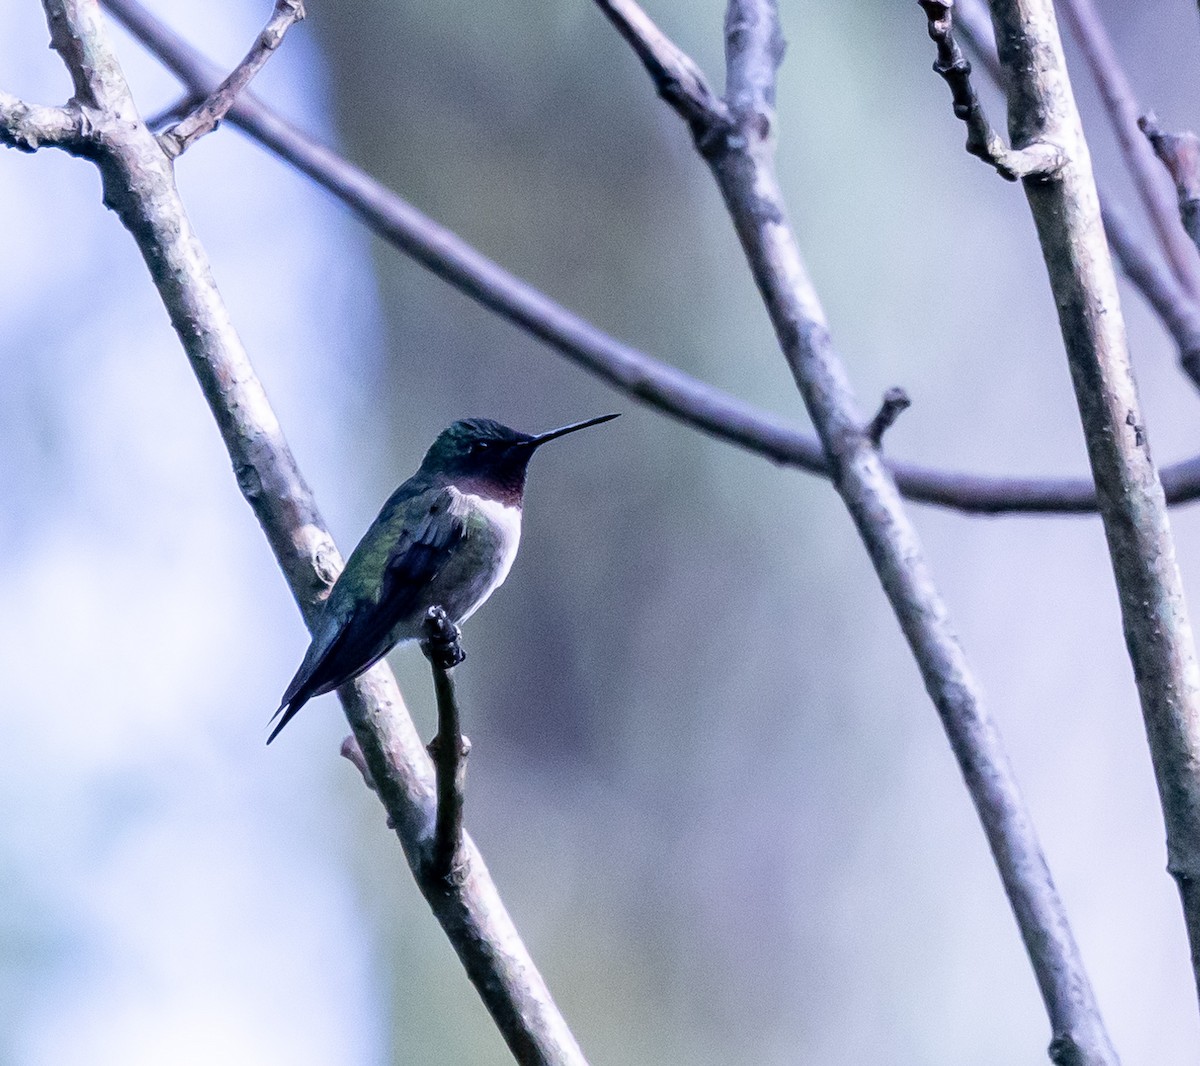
[420,414,619,503]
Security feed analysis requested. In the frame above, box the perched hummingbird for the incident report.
[267,413,619,743]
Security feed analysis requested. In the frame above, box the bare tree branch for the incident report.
[1057,0,1200,298]
[597,1,1117,1060]
[1102,198,1200,385]
[96,0,1200,518]
[985,0,1200,1011]
[421,607,469,883]
[919,0,1063,180]
[865,387,912,448]
[0,92,83,152]
[1,3,587,1062]
[158,0,305,159]
[594,0,730,139]
[953,0,1200,392]
[1140,112,1200,262]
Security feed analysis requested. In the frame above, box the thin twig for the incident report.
[866,387,911,448]
[919,0,1063,181]
[420,607,469,882]
[987,0,1200,1015]
[594,0,730,145]
[598,1,1117,1060]
[95,0,1200,516]
[1057,0,1200,298]
[158,0,305,159]
[6,3,587,1062]
[953,0,1200,393]
[1102,199,1200,385]
[1140,112,1200,261]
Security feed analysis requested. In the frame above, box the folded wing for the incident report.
[267,486,466,743]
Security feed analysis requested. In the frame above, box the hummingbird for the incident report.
[267,413,619,743]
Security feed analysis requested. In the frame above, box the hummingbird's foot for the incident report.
[420,605,466,669]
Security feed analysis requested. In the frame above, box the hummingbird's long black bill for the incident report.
[527,412,620,448]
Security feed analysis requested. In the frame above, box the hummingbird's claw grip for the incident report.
[420,605,466,669]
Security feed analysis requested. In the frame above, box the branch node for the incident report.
[919,0,1063,182]
[866,387,912,448]
[340,733,376,789]
[145,92,202,132]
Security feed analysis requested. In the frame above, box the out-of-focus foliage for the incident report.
[3,0,1200,1063]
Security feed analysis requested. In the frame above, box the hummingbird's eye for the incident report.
[471,440,491,455]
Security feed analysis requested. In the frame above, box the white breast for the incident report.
[447,487,522,623]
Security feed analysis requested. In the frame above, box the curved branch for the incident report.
[15,2,587,1062]
[920,0,1063,180]
[95,0,1200,517]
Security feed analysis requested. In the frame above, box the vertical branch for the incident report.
[421,607,469,882]
[987,0,1200,1007]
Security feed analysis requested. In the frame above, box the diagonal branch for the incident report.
[95,0,1200,517]
[158,0,305,159]
[953,0,1200,392]
[1056,0,1200,298]
[594,0,730,142]
[597,0,1117,1061]
[11,2,587,1062]
[1140,113,1200,263]
[1102,197,1200,386]
[985,0,1200,1014]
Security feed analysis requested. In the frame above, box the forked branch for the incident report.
[158,0,305,158]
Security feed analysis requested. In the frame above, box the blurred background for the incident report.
[3,0,1200,1062]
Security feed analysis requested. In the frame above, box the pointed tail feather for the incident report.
[266,695,308,745]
